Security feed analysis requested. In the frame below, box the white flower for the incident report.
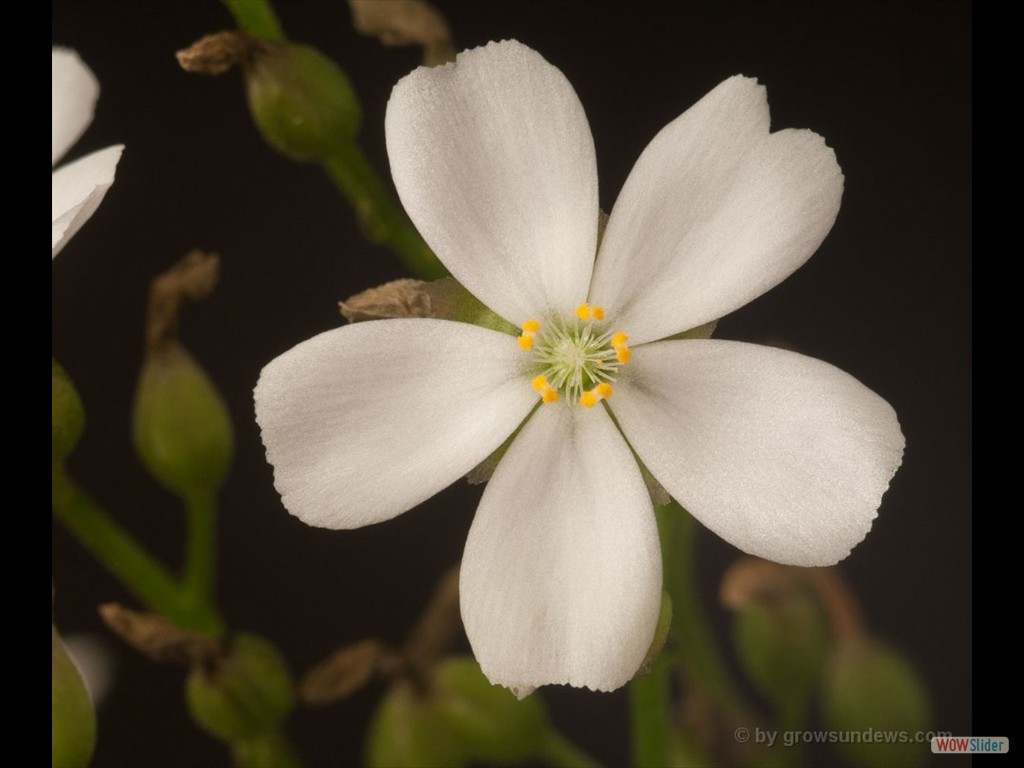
[254,41,904,694]
[52,47,123,258]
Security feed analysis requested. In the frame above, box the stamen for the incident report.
[531,374,549,392]
[574,303,606,322]
[595,382,613,398]
[579,390,598,408]
[611,331,631,364]
[518,319,541,350]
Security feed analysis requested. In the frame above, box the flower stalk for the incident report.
[52,467,224,635]
[657,503,746,717]
[222,0,285,42]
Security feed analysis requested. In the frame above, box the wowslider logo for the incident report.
[931,736,1009,754]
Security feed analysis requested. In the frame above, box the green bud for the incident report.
[732,590,829,716]
[185,633,295,743]
[366,680,467,768]
[822,639,931,768]
[133,344,233,499]
[433,657,548,763]
[246,43,362,163]
[52,360,85,465]
[52,625,96,768]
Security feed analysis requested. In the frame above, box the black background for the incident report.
[52,2,971,766]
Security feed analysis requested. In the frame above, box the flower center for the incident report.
[517,304,632,407]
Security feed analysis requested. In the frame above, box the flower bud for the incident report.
[722,559,829,715]
[185,633,295,743]
[731,591,829,713]
[366,680,467,768]
[52,625,96,768]
[245,43,362,163]
[132,343,233,499]
[822,639,931,768]
[52,360,85,465]
[433,657,547,763]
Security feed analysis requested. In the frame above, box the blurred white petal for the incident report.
[52,48,99,166]
[51,145,123,258]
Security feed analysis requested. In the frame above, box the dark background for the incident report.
[52,2,972,766]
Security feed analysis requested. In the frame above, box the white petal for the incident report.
[460,403,661,692]
[51,145,124,258]
[254,319,537,529]
[52,48,100,166]
[611,340,904,566]
[589,76,843,344]
[385,40,598,325]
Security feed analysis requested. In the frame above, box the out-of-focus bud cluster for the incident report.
[722,558,932,768]
[186,633,296,743]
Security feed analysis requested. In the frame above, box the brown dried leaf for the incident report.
[146,250,220,351]
[348,0,455,65]
[176,31,264,76]
[339,278,432,322]
[300,639,401,705]
[99,603,221,666]
[403,566,460,670]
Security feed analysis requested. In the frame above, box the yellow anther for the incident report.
[522,319,540,333]
[575,303,592,320]
[611,332,628,348]
[579,390,598,408]
[591,306,605,321]
[616,346,632,364]
[518,334,534,350]
[531,374,549,392]
[595,382,613,399]
[542,387,559,403]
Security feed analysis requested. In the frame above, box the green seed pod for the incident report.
[366,680,467,768]
[52,625,96,768]
[822,639,931,768]
[132,344,233,499]
[185,633,295,743]
[433,657,548,764]
[732,590,829,716]
[246,43,362,163]
[52,360,85,465]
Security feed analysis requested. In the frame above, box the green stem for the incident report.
[629,653,673,767]
[539,730,602,768]
[183,492,218,620]
[222,0,285,41]
[324,145,446,280]
[658,502,745,717]
[52,468,223,635]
